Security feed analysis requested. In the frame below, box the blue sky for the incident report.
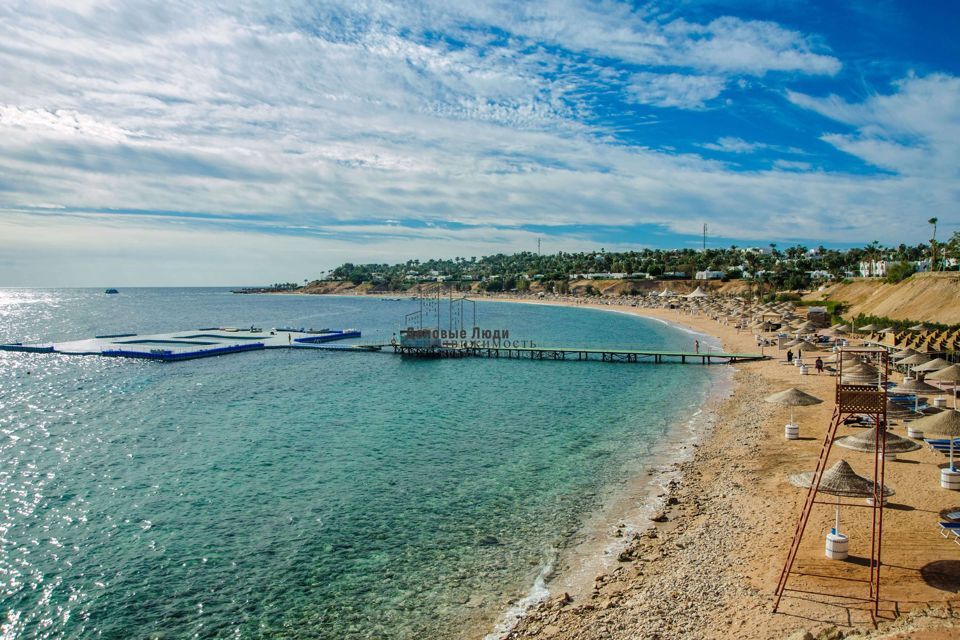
[0,0,958,285]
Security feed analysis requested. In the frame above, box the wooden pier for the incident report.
[387,344,766,364]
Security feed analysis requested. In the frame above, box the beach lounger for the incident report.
[930,445,959,456]
[938,522,960,544]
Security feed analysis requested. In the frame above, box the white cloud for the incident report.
[700,136,766,153]
[773,159,813,171]
[418,2,840,76]
[627,73,725,109]
[0,1,951,286]
[665,16,841,75]
[0,105,138,142]
[787,73,960,178]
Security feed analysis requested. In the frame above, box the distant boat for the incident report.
[105,289,119,294]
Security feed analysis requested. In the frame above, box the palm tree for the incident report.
[929,217,939,271]
[865,240,882,277]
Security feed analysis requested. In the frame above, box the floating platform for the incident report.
[1,327,363,362]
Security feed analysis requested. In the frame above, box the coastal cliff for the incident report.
[804,272,960,324]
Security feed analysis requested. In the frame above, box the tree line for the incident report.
[321,233,960,292]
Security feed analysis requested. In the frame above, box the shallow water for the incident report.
[0,289,716,638]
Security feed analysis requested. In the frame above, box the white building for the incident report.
[694,270,725,280]
[859,260,893,278]
[569,272,628,280]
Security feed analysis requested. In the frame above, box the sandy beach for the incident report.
[477,297,960,640]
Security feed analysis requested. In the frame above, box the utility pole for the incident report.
[538,237,541,256]
[929,217,939,271]
[703,224,707,251]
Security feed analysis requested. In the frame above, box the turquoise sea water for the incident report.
[0,289,716,639]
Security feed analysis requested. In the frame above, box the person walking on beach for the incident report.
[815,357,824,375]
[786,349,794,363]
[694,339,700,354]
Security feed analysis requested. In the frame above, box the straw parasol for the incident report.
[913,357,951,373]
[789,459,895,533]
[893,378,942,395]
[908,410,960,470]
[841,362,880,385]
[892,348,918,361]
[844,362,878,374]
[886,398,921,422]
[793,340,821,352]
[789,459,895,498]
[891,377,942,413]
[927,364,960,383]
[835,427,921,456]
[899,353,932,366]
[927,364,960,409]
[766,388,823,426]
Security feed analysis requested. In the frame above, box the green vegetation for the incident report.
[315,235,960,294]
[850,313,960,333]
[884,261,916,284]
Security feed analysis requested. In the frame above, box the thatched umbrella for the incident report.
[790,459,895,536]
[913,357,951,373]
[891,348,918,361]
[928,364,960,409]
[766,387,824,435]
[900,353,932,366]
[893,378,942,395]
[841,362,880,385]
[835,426,921,459]
[908,410,960,473]
[790,459,896,498]
[844,362,878,374]
[892,377,943,413]
[886,398,921,422]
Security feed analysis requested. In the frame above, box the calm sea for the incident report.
[0,289,717,639]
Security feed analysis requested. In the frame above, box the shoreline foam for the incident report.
[474,300,733,640]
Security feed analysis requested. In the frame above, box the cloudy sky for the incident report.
[1,0,958,285]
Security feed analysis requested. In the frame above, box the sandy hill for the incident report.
[803,272,960,324]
